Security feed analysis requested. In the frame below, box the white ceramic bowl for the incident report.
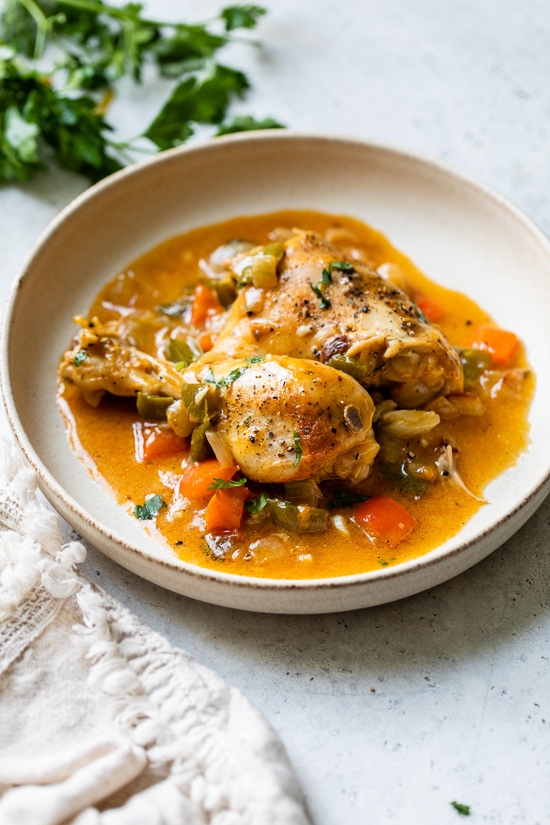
[2,132,550,613]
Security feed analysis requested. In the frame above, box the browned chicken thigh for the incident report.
[203,230,464,407]
[188,355,379,484]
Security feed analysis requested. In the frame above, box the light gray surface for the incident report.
[2,1,550,822]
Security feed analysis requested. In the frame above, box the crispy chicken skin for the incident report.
[192,355,379,484]
[203,230,464,407]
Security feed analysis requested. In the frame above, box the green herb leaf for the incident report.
[246,355,265,364]
[204,364,249,388]
[73,349,90,366]
[245,492,267,513]
[203,367,221,388]
[4,105,40,164]
[216,114,284,135]
[310,282,330,309]
[221,5,266,31]
[328,260,354,274]
[144,63,249,150]
[207,476,248,491]
[134,493,167,520]
[309,263,350,309]
[227,365,249,383]
[293,430,302,466]
[0,2,281,183]
[0,59,122,182]
[154,27,226,78]
[0,1,37,58]
[450,802,471,816]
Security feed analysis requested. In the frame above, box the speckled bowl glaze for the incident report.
[2,132,550,613]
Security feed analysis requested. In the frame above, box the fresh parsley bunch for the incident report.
[0,0,282,182]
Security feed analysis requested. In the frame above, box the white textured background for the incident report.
[2,1,550,822]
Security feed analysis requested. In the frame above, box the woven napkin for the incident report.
[0,435,310,825]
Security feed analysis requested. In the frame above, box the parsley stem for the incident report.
[54,0,147,23]
[55,0,204,31]
[53,0,256,44]
[17,0,48,59]
[109,140,155,156]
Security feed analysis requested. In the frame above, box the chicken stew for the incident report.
[58,210,534,579]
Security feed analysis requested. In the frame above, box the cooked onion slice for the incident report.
[205,430,235,468]
[436,444,487,502]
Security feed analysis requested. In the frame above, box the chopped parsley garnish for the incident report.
[226,366,249,384]
[309,262,352,309]
[204,357,264,388]
[450,802,471,816]
[245,492,268,513]
[207,476,248,492]
[293,430,302,466]
[203,367,221,387]
[134,494,167,520]
[328,490,370,508]
[328,260,354,274]
[73,349,90,366]
[310,282,330,309]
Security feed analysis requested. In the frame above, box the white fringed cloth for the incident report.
[0,437,310,825]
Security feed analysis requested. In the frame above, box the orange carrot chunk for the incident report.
[470,324,520,367]
[355,495,417,547]
[179,459,238,499]
[415,293,444,323]
[198,333,214,352]
[191,284,222,326]
[133,422,187,463]
[205,487,248,533]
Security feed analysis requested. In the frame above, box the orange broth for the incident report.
[58,210,534,579]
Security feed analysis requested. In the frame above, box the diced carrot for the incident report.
[191,284,222,326]
[133,422,187,463]
[198,333,213,352]
[205,486,248,533]
[355,495,417,547]
[415,293,444,323]
[179,459,238,499]
[469,324,520,367]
